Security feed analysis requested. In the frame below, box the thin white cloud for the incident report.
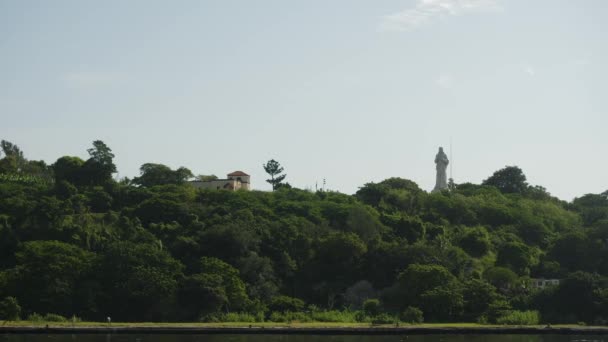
[435,73,454,88]
[379,0,502,32]
[524,64,535,76]
[63,71,124,88]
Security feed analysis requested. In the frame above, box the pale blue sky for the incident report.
[1,0,606,200]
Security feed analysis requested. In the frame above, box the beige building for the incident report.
[190,171,251,191]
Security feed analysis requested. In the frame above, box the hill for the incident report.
[1,140,607,324]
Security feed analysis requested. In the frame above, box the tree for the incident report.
[397,264,457,303]
[548,271,600,323]
[458,226,491,258]
[99,241,184,321]
[344,280,376,309]
[87,140,115,169]
[356,178,422,210]
[389,263,464,321]
[263,159,286,191]
[362,298,381,316]
[482,166,528,194]
[53,156,85,185]
[237,252,280,302]
[548,232,594,272]
[462,279,502,320]
[496,241,539,274]
[10,241,96,317]
[199,257,249,309]
[133,163,193,187]
[83,140,116,185]
[269,295,305,313]
[346,205,383,242]
[356,182,389,207]
[400,306,424,323]
[572,193,608,226]
[0,296,21,320]
[420,285,464,321]
[196,174,218,182]
[0,140,25,173]
[483,267,518,290]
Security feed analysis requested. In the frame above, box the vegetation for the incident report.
[0,296,21,320]
[495,310,540,325]
[263,159,287,191]
[0,139,608,325]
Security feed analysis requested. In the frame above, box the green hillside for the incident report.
[0,140,607,325]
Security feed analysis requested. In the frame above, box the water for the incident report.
[1,335,606,342]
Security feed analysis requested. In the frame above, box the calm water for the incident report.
[1,335,606,342]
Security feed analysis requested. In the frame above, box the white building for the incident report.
[530,278,560,289]
[190,171,251,191]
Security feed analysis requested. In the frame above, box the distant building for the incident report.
[530,278,560,289]
[189,171,250,191]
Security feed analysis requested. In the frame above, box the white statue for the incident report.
[433,147,449,193]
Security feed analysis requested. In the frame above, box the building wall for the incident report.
[228,175,250,190]
[191,179,239,190]
[190,178,249,191]
[189,172,251,191]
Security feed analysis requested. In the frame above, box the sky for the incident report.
[1,0,607,200]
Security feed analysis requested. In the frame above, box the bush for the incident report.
[266,310,359,323]
[222,312,256,322]
[26,313,44,322]
[268,311,311,323]
[199,313,221,323]
[269,296,305,313]
[496,310,540,325]
[363,299,381,317]
[269,311,287,322]
[310,310,358,323]
[371,313,398,324]
[400,306,424,324]
[0,296,21,321]
[287,311,311,322]
[44,313,67,322]
[354,311,369,322]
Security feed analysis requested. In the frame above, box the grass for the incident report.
[1,321,606,329]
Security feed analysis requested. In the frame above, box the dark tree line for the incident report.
[1,140,608,324]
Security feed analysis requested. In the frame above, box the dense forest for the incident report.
[0,140,607,325]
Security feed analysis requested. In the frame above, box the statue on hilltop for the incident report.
[433,147,449,193]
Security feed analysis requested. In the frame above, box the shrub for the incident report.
[27,313,44,322]
[496,310,540,325]
[287,311,311,322]
[199,313,221,323]
[269,311,287,322]
[400,306,424,324]
[44,313,67,322]
[222,312,256,322]
[371,313,398,324]
[269,296,305,313]
[0,296,21,321]
[354,311,369,322]
[310,310,358,323]
[363,299,381,317]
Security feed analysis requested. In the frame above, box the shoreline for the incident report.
[3,325,608,335]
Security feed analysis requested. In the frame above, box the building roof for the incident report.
[227,171,249,177]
